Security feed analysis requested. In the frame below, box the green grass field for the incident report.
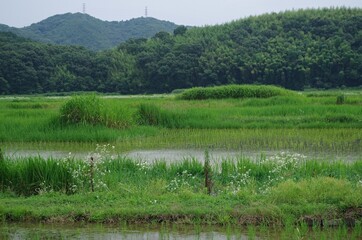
[0,88,361,152]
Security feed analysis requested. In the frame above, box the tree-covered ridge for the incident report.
[0,13,179,51]
[0,8,361,95]
[0,32,96,94]
[122,7,361,92]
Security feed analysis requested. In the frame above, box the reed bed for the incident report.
[1,153,362,227]
[0,92,361,144]
[1,153,361,196]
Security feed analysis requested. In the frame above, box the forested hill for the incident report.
[0,8,361,95]
[119,7,361,92]
[0,13,179,51]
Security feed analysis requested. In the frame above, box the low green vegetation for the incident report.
[178,85,297,100]
[0,91,361,153]
[1,152,362,226]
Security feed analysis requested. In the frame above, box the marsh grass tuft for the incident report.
[60,94,102,125]
[59,94,133,129]
[136,103,184,128]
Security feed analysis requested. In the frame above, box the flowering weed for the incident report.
[166,170,198,192]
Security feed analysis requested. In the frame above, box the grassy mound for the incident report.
[60,94,102,125]
[59,94,133,129]
[178,85,298,100]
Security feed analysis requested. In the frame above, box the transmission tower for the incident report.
[145,6,148,17]
[83,3,86,14]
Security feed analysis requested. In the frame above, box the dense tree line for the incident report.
[0,8,361,95]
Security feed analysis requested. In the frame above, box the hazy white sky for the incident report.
[0,0,361,28]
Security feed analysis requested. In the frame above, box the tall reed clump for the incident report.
[60,94,102,125]
[0,157,78,196]
[136,103,184,128]
[178,84,297,100]
[59,94,132,129]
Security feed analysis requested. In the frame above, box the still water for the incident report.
[3,147,361,163]
[0,223,259,240]
[1,223,360,240]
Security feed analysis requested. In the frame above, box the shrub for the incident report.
[60,94,102,125]
[336,94,346,104]
[178,85,297,100]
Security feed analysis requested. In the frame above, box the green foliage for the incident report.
[178,85,296,100]
[173,25,188,36]
[60,94,102,125]
[1,8,362,95]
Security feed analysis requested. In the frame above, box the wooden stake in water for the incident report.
[204,150,212,195]
[90,156,94,192]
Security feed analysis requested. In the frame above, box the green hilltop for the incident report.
[0,13,179,51]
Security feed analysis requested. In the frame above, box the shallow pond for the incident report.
[3,147,361,163]
[0,223,360,240]
[0,223,258,240]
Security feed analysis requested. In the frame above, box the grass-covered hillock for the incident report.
[178,85,298,100]
[59,94,133,129]
[60,95,102,125]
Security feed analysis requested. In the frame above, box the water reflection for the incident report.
[0,224,256,240]
[3,148,361,163]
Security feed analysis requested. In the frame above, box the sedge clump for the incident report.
[60,94,102,125]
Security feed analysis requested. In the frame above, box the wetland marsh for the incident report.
[0,87,361,237]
